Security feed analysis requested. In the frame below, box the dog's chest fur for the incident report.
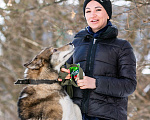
[18,83,66,120]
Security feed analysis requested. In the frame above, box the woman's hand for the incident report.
[77,76,96,89]
[58,68,70,81]
[58,68,96,89]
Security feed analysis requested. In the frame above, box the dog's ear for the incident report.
[24,57,43,69]
[24,47,53,69]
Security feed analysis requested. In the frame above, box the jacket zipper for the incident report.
[89,38,97,72]
[93,38,97,44]
[82,38,97,114]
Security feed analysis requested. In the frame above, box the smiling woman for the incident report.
[61,0,137,120]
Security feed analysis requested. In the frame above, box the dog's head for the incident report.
[24,43,74,79]
[50,43,74,72]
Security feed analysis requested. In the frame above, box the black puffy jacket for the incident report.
[67,26,137,120]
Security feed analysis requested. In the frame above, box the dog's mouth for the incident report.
[63,49,74,59]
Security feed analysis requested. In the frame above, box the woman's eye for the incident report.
[86,10,91,13]
[96,9,101,11]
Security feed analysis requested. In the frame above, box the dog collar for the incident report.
[15,79,58,85]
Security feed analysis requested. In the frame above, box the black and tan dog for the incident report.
[17,43,82,120]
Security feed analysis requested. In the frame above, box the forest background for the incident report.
[0,0,150,119]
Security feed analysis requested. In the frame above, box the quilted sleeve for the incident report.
[94,41,137,97]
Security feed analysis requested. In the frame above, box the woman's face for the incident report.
[85,0,109,33]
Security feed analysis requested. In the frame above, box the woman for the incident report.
[61,0,137,120]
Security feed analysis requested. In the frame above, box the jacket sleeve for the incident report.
[94,41,137,98]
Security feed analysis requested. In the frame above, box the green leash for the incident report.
[58,62,84,98]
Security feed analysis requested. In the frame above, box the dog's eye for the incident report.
[53,49,57,52]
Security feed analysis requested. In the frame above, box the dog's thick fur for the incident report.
[18,44,82,120]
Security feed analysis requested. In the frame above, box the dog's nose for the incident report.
[68,42,73,45]
[68,42,74,48]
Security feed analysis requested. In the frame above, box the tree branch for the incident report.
[113,2,149,18]
[20,36,43,48]
[1,0,67,13]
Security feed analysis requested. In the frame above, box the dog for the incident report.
[17,43,82,120]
